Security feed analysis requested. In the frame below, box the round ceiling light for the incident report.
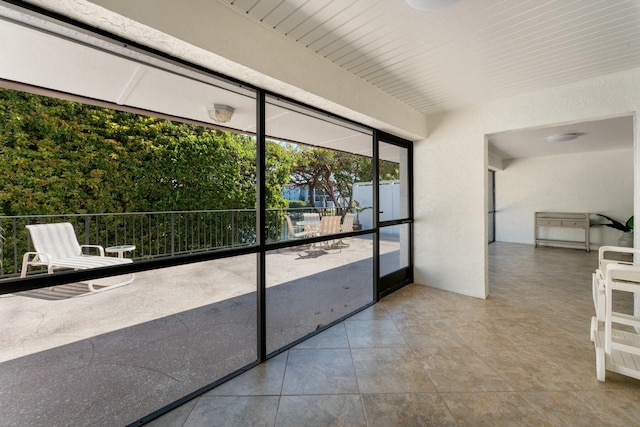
[545,133,581,143]
[405,0,459,10]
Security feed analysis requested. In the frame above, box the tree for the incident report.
[288,145,399,214]
[0,87,292,216]
[0,87,296,271]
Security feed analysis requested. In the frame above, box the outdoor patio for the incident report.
[0,236,396,426]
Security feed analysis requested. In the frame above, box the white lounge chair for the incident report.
[21,222,134,292]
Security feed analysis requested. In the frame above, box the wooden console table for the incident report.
[534,212,590,252]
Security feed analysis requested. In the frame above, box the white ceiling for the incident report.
[218,0,640,160]
[1,0,639,159]
[488,115,634,160]
[220,0,640,115]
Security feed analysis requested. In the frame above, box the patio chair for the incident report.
[317,215,342,249]
[591,246,640,341]
[320,215,341,236]
[341,213,356,232]
[303,213,320,223]
[593,263,640,381]
[20,222,134,292]
[285,215,313,238]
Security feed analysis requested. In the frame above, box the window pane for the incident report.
[0,256,257,425]
[380,224,411,277]
[266,237,374,353]
[0,85,257,278]
[378,141,409,222]
[264,97,374,243]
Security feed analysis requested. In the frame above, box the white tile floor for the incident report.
[148,243,640,426]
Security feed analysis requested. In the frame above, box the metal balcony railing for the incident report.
[0,207,340,278]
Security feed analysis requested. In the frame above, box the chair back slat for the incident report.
[342,213,356,232]
[320,216,341,235]
[26,223,82,259]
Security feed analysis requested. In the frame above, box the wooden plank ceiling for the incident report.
[220,0,640,114]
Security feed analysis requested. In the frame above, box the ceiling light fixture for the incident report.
[545,133,581,143]
[207,104,235,123]
[405,0,459,10]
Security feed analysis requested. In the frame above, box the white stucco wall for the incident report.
[416,69,640,299]
[495,148,634,249]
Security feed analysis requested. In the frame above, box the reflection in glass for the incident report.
[265,96,374,243]
[266,237,374,353]
[0,256,257,425]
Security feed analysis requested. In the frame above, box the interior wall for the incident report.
[415,68,640,299]
[495,148,634,248]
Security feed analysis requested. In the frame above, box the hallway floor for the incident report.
[149,243,640,426]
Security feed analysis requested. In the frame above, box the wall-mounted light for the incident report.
[207,104,235,123]
[545,133,581,143]
[405,0,459,10]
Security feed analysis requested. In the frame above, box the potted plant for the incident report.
[597,214,634,247]
[352,200,371,231]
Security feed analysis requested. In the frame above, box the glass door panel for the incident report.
[378,141,410,221]
[377,138,412,298]
[264,96,375,353]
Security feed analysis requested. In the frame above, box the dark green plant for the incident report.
[597,214,634,232]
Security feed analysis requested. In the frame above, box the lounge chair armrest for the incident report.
[80,245,105,256]
[22,251,52,263]
[21,251,53,277]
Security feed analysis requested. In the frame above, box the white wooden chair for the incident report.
[593,263,640,381]
[591,246,640,341]
[21,222,134,292]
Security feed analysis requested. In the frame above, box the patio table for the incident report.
[106,244,136,258]
[296,220,320,236]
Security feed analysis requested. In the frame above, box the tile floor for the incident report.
[148,243,640,426]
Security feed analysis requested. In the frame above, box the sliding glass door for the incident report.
[263,96,375,354]
[0,5,414,424]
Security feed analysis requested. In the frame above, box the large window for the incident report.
[0,9,411,426]
[0,87,259,278]
[264,96,375,353]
